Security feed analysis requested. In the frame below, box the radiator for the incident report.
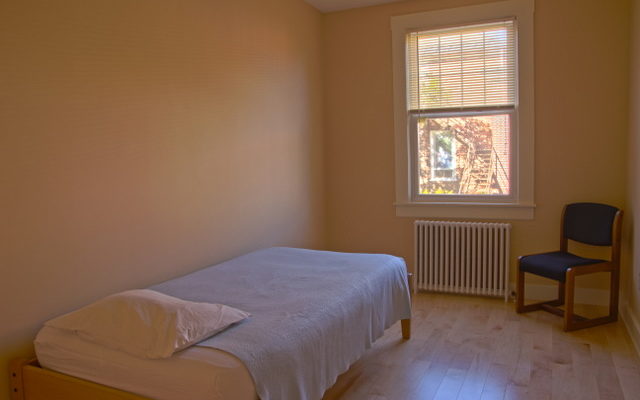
[414,220,511,301]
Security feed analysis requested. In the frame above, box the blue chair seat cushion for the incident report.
[519,251,605,282]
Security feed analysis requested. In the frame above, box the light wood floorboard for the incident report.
[322,293,640,400]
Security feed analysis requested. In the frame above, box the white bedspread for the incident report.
[151,247,411,400]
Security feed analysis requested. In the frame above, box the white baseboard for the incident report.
[621,305,640,357]
[510,283,610,306]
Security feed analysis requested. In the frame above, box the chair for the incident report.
[516,202,623,331]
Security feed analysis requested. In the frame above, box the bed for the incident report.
[10,247,412,400]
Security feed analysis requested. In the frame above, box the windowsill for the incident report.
[395,202,535,220]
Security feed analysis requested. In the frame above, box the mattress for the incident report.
[35,325,257,400]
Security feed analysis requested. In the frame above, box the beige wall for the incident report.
[0,0,323,397]
[324,0,630,290]
[628,0,640,342]
[0,0,637,397]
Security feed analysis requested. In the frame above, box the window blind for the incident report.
[407,20,516,111]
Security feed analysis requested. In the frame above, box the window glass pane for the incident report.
[417,114,510,195]
[407,20,516,111]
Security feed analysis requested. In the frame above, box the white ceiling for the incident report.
[304,0,405,13]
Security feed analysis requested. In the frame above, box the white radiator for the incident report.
[415,220,511,301]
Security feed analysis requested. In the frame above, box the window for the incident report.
[391,0,534,219]
[411,21,514,196]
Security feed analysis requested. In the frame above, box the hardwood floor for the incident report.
[322,293,640,400]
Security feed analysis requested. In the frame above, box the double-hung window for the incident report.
[392,0,534,219]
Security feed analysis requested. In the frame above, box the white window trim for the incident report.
[391,0,535,220]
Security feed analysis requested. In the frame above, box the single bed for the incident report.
[11,247,412,400]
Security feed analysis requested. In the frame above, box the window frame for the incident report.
[391,0,535,220]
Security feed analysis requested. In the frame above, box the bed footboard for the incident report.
[9,358,150,400]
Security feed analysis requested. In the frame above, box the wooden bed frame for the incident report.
[10,276,413,400]
[10,320,410,400]
[10,358,150,400]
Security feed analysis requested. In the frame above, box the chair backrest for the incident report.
[562,202,620,246]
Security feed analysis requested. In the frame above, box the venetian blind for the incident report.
[407,20,516,111]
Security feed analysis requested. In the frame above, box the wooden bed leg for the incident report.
[407,272,414,294]
[401,319,411,340]
[401,272,412,340]
[9,358,30,400]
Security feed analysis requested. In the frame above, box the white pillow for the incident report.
[45,289,250,359]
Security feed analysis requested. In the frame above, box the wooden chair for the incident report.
[516,202,623,331]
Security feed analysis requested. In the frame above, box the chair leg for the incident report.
[557,282,565,306]
[516,268,525,313]
[609,269,620,320]
[516,268,565,313]
[564,269,576,331]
